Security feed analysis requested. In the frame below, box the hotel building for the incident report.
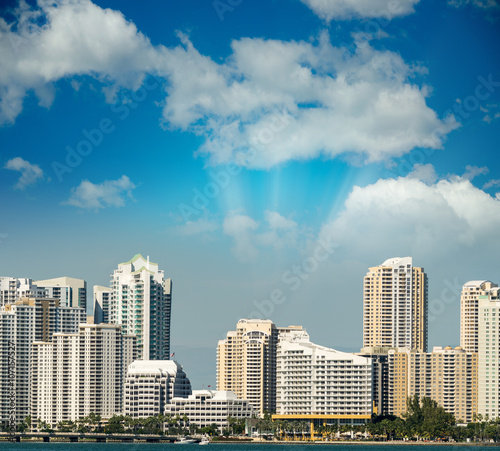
[363,257,428,352]
[275,329,373,430]
[109,254,172,360]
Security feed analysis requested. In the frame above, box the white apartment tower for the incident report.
[478,288,500,419]
[461,280,498,353]
[0,298,85,428]
[276,330,373,420]
[110,254,172,360]
[31,323,136,428]
[363,257,428,352]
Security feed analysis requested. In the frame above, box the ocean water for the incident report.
[1,444,500,451]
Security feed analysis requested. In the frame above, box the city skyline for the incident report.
[0,0,499,388]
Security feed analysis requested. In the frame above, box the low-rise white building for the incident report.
[124,360,191,418]
[164,390,254,430]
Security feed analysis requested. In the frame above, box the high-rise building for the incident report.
[35,276,87,310]
[0,277,45,307]
[124,360,191,418]
[388,346,478,423]
[461,280,498,353]
[478,289,500,419]
[363,257,428,352]
[31,323,136,428]
[217,319,280,416]
[93,285,112,324]
[217,320,304,416]
[0,298,85,427]
[109,254,172,360]
[275,329,373,423]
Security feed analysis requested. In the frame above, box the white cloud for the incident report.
[461,164,488,180]
[483,179,500,189]
[319,165,500,261]
[448,0,499,9]
[177,218,219,236]
[4,157,44,189]
[223,213,260,262]
[0,0,156,124]
[0,0,458,169]
[65,175,136,210]
[299,0,420,20]
[222,211,301,261]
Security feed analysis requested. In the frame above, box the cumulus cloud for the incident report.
[299,0,420,20]
[4,157,44,189]
[65,175,136,210]
[0,0,156,124]
[166,34,458,168]
[1,0,458,168]
[319,165,500,261]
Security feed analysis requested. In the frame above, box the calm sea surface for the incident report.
[1,444,500,451]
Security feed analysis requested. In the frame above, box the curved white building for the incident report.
[124,360,191,418]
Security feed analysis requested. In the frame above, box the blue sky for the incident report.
[1,0,499,387]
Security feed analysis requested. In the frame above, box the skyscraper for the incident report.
[461,280,498,353]
[109,254,172,360]
[217,319,304,416]
[478,288,500,419]
[0,298,85,427]
[363,257,428,352]
[31,323,136,428]
[217,319,278,416]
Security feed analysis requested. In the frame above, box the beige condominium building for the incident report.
[461,280,498,353]
[363,257,427,352]
[478,289,500,418]
[217,319,304,416]
[388,346,478,423]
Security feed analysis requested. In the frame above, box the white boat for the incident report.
[175,437,196,444]
[199,437,209,445]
